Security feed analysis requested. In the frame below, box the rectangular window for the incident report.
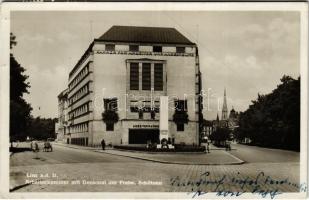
[130,107,139,113]
[130,63,139,90]
[177,124,184,131]
[174,100,187,112]
[104,98,118,111]
[129,45,139,52]
[106,123,114,131]
[138,110,143,119]
[153,46,162,52]
[176,47,185,53]
[142,63,151,90]
[154,63,163,91]
[105,44,115,51]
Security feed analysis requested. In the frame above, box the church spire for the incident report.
[222,88,228,120]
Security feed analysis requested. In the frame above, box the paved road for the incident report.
[229,143,299,163]
[10,142,302,195]
[10,142,145,167]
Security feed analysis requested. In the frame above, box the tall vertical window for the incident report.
[177,124,184,131]
[154,63,163,91]
[130,63,139,90]
[142,63,151,90]
[103,98,118,131]
[174,99,187,132]
[106,123,114,131]
[138,110,143,119]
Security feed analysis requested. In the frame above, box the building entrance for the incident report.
[129,129,160,144]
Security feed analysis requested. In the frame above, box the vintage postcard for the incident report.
[0,2,308,199]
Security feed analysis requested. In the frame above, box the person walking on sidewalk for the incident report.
[206,140,210,153]
[101,139,106,150]
[203,138,210,153]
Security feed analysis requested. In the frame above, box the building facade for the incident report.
[56,89,69,142]
[57,26,203,146]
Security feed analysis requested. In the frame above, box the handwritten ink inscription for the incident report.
[170,171,307,199]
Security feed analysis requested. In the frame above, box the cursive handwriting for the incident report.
[170,171,306,199]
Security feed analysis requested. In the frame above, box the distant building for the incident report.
[228,107,239,131]
[57,26,203,146]
[213,89,239,130]
[56,89,69,142]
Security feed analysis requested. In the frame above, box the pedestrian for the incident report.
[101,139,106,150]
[34,141,39,152]
[226,140,231,151]
[206,140,210,153]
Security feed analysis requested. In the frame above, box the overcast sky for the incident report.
[11,11,300,120]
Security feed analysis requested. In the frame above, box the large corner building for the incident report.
[56,26,203,146]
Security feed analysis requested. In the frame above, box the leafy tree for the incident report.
[27,117,57,140]
[210,127,230,142]
[10,33,33,142]
[235,75,300,151]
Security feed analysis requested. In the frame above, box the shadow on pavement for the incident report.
[10,147,32,154]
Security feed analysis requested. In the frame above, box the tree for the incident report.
[235,75,300,151]
[210,127,230,143]
[10,33,32,142]
[27,117,57,140]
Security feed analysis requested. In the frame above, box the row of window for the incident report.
[70,122,89,134]
[130,63,163,91]
[103,98,187,113]
[130,106,160,113]
[104,122,184,132]
[69,102,90,120]
[69,64,90,91]
[70,137,89,146]
[69,83,90,106]
[105,44,186,53]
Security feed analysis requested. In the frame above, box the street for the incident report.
[10,142,301,195]
[229,143,299,163]
[10,143,145,166]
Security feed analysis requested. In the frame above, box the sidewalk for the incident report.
[53,142,244,165]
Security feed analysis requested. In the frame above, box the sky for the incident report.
[11,11,300,120]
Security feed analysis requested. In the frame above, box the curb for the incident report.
[112,148,206,154]
[53,142,245,165]
[94,150,245,166]
[52,142,101,151]
[10,179,44,192]
[221,150,245,164]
